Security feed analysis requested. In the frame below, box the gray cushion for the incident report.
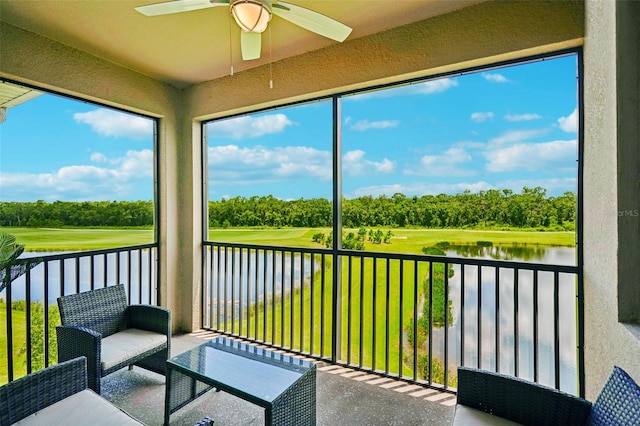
[13,389,142,425]
[101,328,167,371]
[452,404,522,425]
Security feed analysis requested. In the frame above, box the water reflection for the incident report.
[446,244,576,265]
[1,250,156,305]
[429,244,577,393]
[206,249,315,322]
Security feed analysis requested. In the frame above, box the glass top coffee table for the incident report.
[164,337,316,425]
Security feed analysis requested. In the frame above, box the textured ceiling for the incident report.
[0,0,484,88]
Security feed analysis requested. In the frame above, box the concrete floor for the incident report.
[101,332,455,426]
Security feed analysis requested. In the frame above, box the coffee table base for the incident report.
[164,352,316,426]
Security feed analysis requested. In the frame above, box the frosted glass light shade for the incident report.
[231,0,271,33]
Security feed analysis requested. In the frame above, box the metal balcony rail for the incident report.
[1,244,158,384]
[203,241,583,396]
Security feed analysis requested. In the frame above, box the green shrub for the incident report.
[422,247,445,256]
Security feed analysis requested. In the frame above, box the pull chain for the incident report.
[269,25,273,89]
[229,13,234,75]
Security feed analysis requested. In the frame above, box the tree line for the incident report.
[0,187,576,230]
[0,200,154,227]
[209,187,575,230]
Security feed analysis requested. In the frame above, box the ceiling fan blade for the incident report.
[272,2,352,42]
[135,0,228,17]
[241,31,262,60]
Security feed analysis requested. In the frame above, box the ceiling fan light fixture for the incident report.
[230,0,271,33]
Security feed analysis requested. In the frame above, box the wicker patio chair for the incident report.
[0,357,142,425]
[56,284,171,394]
[453,366,592,425]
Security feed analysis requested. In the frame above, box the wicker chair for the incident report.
[56,284,171,394]
[0,357,143,425]
[453,367,592,425]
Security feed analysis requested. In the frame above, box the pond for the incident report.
[430,244,578,394]
[2,249,315,306]
[2,250,157,305]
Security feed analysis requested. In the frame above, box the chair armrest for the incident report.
[456,367,592,426]
[0,357,88,425]
[127,305,171,337]
[56,325,101,381]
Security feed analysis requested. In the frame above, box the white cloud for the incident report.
[207,114,294,139]
[471,112,494,123]
[411,78,459,94]
[119,149,154,177]
[558,108,577,133]
[504,113,542,122]
[489,129,549,145]
[405,147,473,177]
[343,149,395,176]
[349,119,400,131]
[347,181,494,199]
[90,152,109,163]
[208,144,331,182]
[453,140,486,150]
[485,140,576,172]
[483,73,509,83]
[207,145,394,186]
[0,149,153,201]
[420,148,471,167]
[348,78,458,100]
[73,109,153,140]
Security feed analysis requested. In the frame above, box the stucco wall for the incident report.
[186,0,584,120]
[583,0,640,400]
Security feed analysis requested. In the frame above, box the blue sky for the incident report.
[1,94,155,202]
[0,54,577,203]
[207,54,578,201]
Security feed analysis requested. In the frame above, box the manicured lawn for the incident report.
[0,227,153,251]
[209,227,575,251]
[0,226,574,252]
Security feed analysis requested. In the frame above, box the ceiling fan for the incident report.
[135,0,352,61]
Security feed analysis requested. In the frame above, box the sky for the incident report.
[207,53,578,201]
[0,53,578,203]
[0,93,155,202]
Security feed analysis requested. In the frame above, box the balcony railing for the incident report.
[203,241,584,396]
[1,240,584,398]
[1,244,158,384]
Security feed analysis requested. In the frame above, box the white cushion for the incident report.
[13,389,142,425]
[452,404,522,425]
[101,328,167,371]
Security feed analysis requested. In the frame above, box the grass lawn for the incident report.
[0,303,26,384]
[209,227,575,251]
[0,226,574,252]
[218,255,425,374]
[0,226,154,251]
